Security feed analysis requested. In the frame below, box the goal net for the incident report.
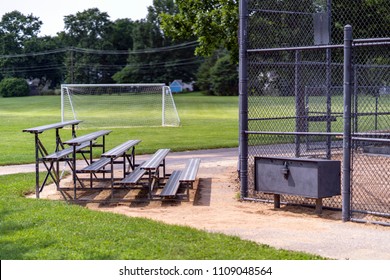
[61,84,180,128]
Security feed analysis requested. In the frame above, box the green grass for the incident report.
[0,172,324,260]
[2,92,387,165]
[0,93,328,260]
[0,92,239,165]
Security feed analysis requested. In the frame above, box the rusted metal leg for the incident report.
[315,198,323,214]
[35,134,40,198]
[274,194,281,209]
[111,159,114,199]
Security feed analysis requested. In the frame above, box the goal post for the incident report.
[61,84,181,128]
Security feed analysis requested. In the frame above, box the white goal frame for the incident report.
[60,83,181,127]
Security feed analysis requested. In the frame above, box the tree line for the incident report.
[0,0,239,96]
[1,0,389,97]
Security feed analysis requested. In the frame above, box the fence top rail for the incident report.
[353,37,390,44]
[23,120,82,134]
[352,137,390,143]
[245,131,343,137]
[246,130,390,140]
[247,44,343,53]
[247,37,390,54]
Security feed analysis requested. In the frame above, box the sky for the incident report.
[0,0,154,36]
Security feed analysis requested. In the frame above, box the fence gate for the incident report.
[349,40,390,225]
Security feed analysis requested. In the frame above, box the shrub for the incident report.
[209,54,239,96]
[197,51,239,96]
[0,78,30,97]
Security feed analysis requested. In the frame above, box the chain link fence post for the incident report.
[239,0,249,198]
[342,25,353,222]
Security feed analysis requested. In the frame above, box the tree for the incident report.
[160,0,239,60]
[332,0,390,42]
[0,10,42,50]
[209,54,238,96]
[113,0,201,84]
[62,8,112,47]
[0,11,63,88]
[23,36,65,87]
[160,0,390,61]
[0,11,43,75]
[110,18,136,51]
[113,19,162,83]
[196,52,219,93]
[61,8,114,83]
[196,51,238,96]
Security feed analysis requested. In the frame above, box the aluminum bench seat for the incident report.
[140,149,170,169]
[43,141,90,161]
[80,158,111,172]
[80,140,141,173]
[120,165,146,184]
[180,158,201,184]
[160,170,182,197]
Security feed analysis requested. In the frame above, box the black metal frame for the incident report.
[22,120,82,198]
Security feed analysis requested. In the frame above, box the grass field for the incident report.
[2,92,387,166]
[0,93,327,260]
[0,172,324,260]
[0,92,239,165]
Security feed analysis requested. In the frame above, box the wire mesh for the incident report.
[243,0,390,225]
[349,42,390,223]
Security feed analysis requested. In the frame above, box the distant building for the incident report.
[170,80,184,93]
[169,80,194,93]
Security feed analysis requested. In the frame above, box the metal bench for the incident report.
[159,158,201,200]
[42,141,91,192]
[79,140,141,196]
[22,120,82,198]
[23,120,81,136]
[160,170,182,198]
[64,130,112,147]
[140,148,170,170]
[102,140,141,159]
[179,158,201,200]
[140,148,170,199]
[64,130,112,199]
[81,157,111,173]
[80,140,141,173]
[180,158,201,186]
[44,141,91,161]
[120,164,146,185]
[119,149,170,199]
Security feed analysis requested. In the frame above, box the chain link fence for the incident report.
[240,0,390,225]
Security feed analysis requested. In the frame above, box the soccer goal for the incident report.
[61,84,180,128]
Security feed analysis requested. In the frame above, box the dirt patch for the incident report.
[25,149,390,260]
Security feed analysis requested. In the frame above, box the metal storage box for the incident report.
[255,156,341,198]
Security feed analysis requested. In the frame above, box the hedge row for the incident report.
[0,78,30,98]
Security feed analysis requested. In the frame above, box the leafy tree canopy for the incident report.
[160,0,239,61]
[62,8,113,48]
[0,11,42,47]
